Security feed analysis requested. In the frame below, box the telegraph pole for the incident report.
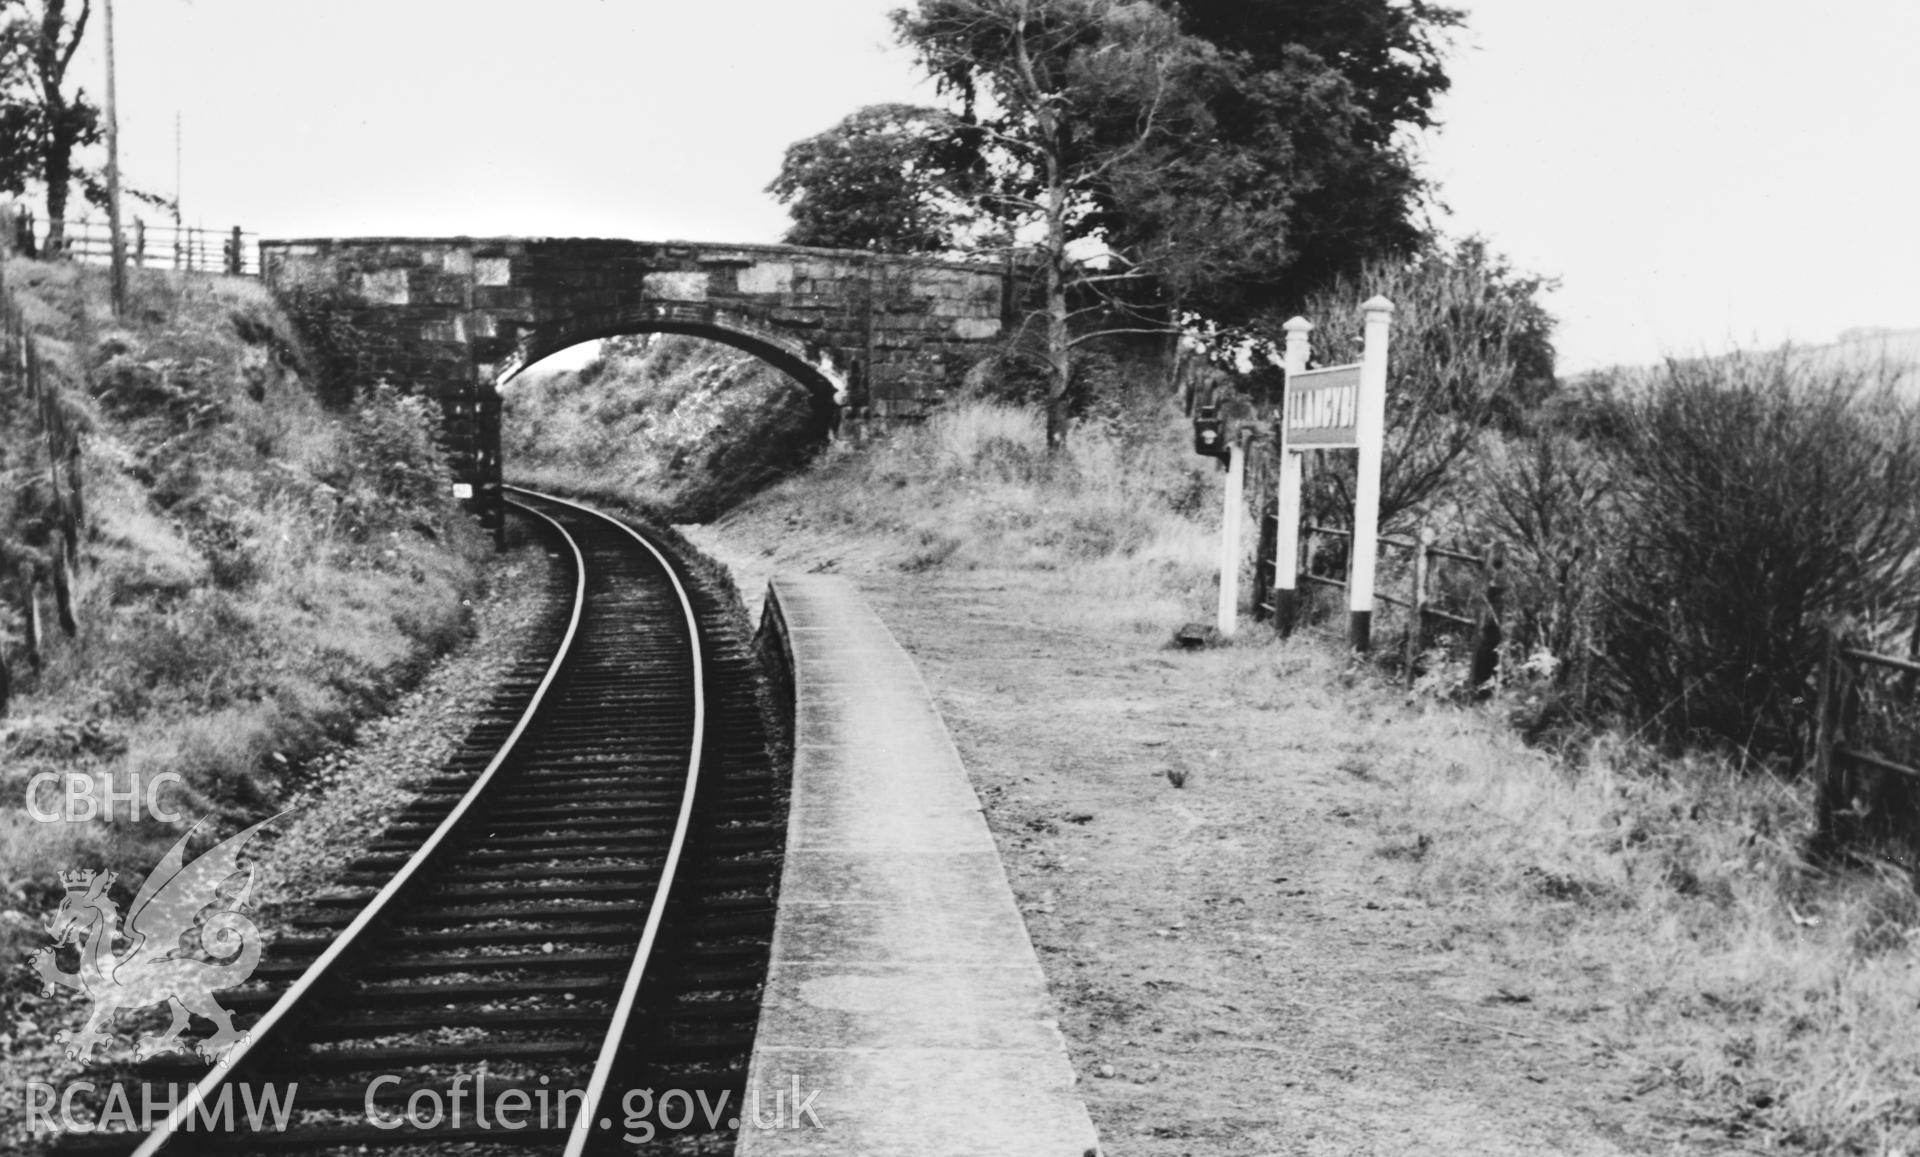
[103,0,126,316]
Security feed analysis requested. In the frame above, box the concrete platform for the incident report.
[738,575,1101,1157]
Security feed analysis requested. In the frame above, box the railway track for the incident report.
[50,489,786,1156]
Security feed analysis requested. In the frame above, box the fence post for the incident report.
[67,442,85,542]
[1470,541,1507,697]
[1216,429,1250,637]
[18,562,41,671]
[1301,527,1321,595]
[1812,628,1844,852]
[1406,525,1434,688]
[1253,506,1277,623]
[226,226,242,275]
[133,218,145,266]
[52,551,75,636]
[1903,606,1920,700]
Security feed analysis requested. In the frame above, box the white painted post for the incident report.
[1217,432,1248,637]
[1349,296,1394,651]
[1274,316,1312,635]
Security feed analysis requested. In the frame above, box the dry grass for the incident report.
[699,390,1920,1151]
[1026,610,1920,1149]
[1356,683,1920,1151]
[723,397,1231,633]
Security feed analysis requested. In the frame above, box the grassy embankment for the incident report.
[511,329,1920,1149]
[0,260,488,1005]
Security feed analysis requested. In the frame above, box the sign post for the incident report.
[1272,317,1312,633]
[1348,296,1394,651]
[1272,298,1393,649]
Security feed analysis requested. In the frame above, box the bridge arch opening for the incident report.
[492,306,850,421]
[499,324,839,521]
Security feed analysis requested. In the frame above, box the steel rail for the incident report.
[501,486,710,1157]
[128,499,591,1157]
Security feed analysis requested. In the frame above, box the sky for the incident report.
[70,0,1920,373]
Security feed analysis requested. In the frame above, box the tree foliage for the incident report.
[1294,238,1557,530]
[0,0,102,252]
[770,0,1465,351]
[893,0,1244,446]
[766,103,971,253]
[1162,0,1461,324]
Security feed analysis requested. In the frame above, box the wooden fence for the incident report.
[0,239,87,716]
[1813,626,1920,880]
[1257,517,1507,690]
[7,209,258,276]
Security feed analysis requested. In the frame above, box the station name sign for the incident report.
[1285,363,1361,448]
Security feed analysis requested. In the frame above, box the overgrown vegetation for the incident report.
[0,258,486,1004]
[1373,681,1920,1153]
[1286,237,1558,530]
[607,231,1915,1149]
[1399,350,1920,766]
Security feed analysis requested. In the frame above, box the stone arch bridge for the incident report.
[259,237,1023,529]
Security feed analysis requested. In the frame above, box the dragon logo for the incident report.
[28,816,280,1065]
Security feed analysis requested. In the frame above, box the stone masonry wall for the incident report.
[261,236,1018,526]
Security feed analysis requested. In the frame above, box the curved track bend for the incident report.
[51,489,785,1156]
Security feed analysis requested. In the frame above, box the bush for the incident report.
[1479,428,1619,707]
[1285,238,1557,532]
[347,382,453,508]
[1599,349,1920,762]
[275,284,371,407]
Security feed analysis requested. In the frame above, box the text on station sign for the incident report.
[1285,363,1361,447]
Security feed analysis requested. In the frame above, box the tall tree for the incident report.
[772,0,1467,443]
[767,103,972,253]
[0,0,100,254]
[1145,0,1463,325]
[890,0,1280,448]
